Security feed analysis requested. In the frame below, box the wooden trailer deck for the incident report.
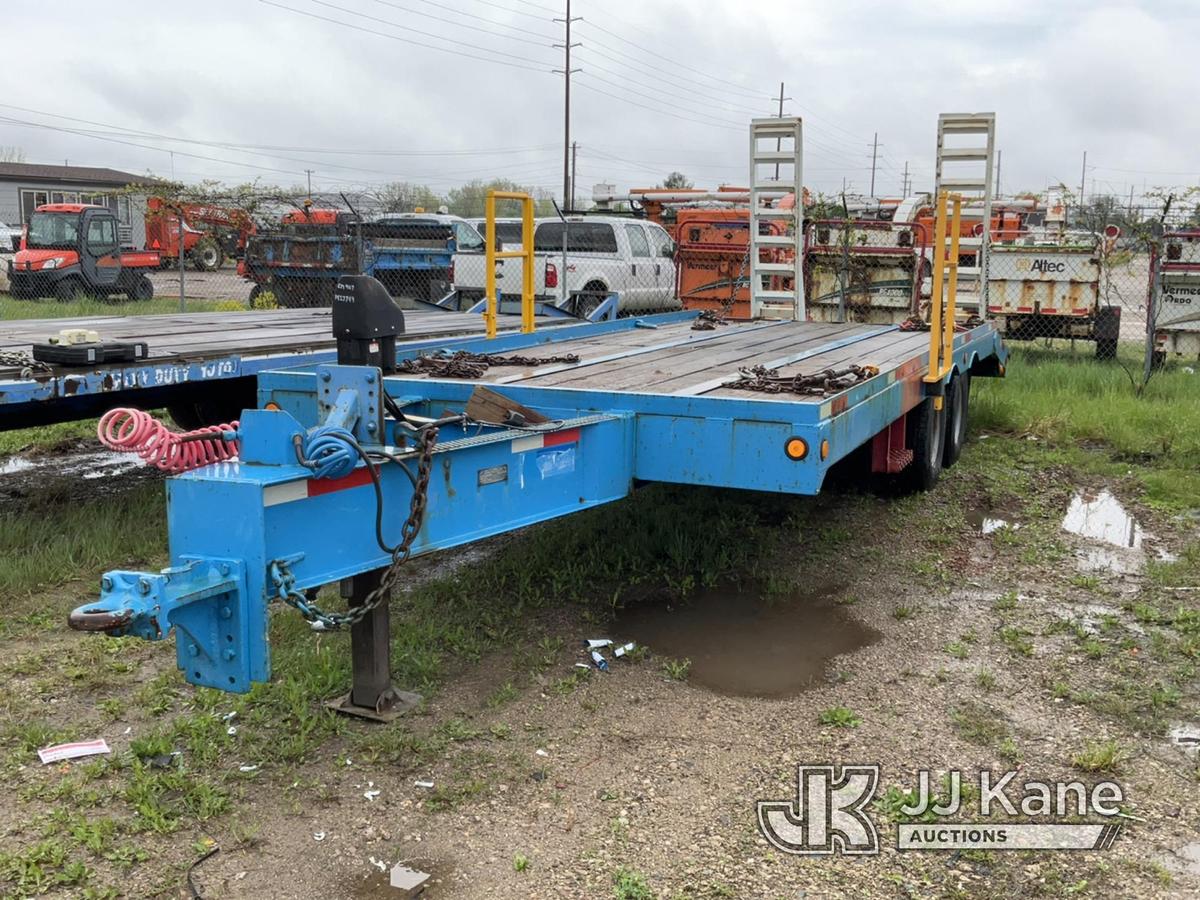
[391,317,933,400]
[0,307,559,428]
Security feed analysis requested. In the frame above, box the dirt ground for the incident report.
[1,427,1199,899]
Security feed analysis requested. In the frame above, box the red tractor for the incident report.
[144,197,256,271]
[8,204,160,301]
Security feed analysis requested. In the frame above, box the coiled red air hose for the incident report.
[98,407,239,474]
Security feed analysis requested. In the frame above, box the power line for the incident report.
[0,102,556,161]
[366,0,552,46]
[572,79,744,132]
[572,19,770,102]
[258,0,551,72]
[307,0,555,63]
[572,47,769,116]
[575,70,742,128]
[388,0,557,40]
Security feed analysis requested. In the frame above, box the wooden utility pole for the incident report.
[773,82,792,179]
[554,0,582,209]
[570,141,578,211]
[869,132,879,197]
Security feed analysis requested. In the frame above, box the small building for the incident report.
[0,162,161,249]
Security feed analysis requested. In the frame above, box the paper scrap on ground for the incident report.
[38,739,111,765]
[390,863,431,894]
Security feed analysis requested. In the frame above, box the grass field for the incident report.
[0,295,242,320]
[0,340,1197,897]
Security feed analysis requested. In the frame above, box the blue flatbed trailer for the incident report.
[0,307,561,429]
[68,296,1006,716]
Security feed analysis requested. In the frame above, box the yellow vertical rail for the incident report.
[924,191,962,407]
[484,193,499,339]
[484,189,536,339]
[942,194,962,375]
[926,191,948,389]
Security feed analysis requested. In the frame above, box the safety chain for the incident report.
[397,350,580,379]
[691,246,749,330]
[0,350,52,379]
[728,364,879,397]
[269,426,439,629]
[900,313,985,333]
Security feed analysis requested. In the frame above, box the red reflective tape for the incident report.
[307,465,378,497]
[543,428,581,448]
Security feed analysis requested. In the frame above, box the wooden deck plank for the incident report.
[528,322,852,391]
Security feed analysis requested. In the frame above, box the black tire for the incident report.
[575,281,608,318]
[943,372,970,468]
[167,402,204,431]
[54,278,82,302]
[128,274,154,301]
[903,396,945,492]
[191,238,224,272]
[1151,350,1167,371]
[1095,337,1118,361]
[248,285,262,308]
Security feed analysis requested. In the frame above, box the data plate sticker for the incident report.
[478,464,508,486]
[536,447,575,479]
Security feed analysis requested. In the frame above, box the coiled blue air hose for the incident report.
[302,425,357,480]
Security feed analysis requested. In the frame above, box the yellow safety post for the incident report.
[942,193,963,378]
[923,190,963,409]
[925,191,948,405]
[484,189,536,338]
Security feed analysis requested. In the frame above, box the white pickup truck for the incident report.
[451,215,681,314]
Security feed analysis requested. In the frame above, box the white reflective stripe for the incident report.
[263,480,308,507]
[511,435,545,453]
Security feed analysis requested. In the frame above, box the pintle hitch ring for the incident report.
[68,606,134,634]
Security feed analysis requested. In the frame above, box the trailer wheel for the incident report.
[192,238,224,272]
[903,396,945,492]
[1095,337,1118,361]
[128,274,154,301]
[167,402,204,431]
[942,372,970,468]
[1151,350,1167,371]
[575,281,608,317]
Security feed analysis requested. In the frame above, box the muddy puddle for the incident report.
[1168,722,1200,757]
[348,858,455,898]
[1062,490,1143,549]
[0,447,156,509]
[966,503,1020,534]
[0,449,145,481]
[613,583,880,697]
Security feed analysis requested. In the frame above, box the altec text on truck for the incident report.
[7,204,159,301]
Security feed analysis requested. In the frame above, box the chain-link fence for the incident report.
[979,200,1200,387]
[0,185,674,322]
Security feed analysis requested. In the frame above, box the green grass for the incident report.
[972,345,1200,510]
[818,706,861,728]
[0,481,166,601]
[0,294,239,320]
[1071,739,1129,773]
[612,867,654,900]
[0,419,101,456]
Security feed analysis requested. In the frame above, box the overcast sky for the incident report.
[3,0,1197,206]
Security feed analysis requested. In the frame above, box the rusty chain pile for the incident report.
[0,350,52,379]
[270,426,439,630]
[397,350,580,379]
[692,246,750,330]
[728,364,879,397]
[900,313,985,333]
